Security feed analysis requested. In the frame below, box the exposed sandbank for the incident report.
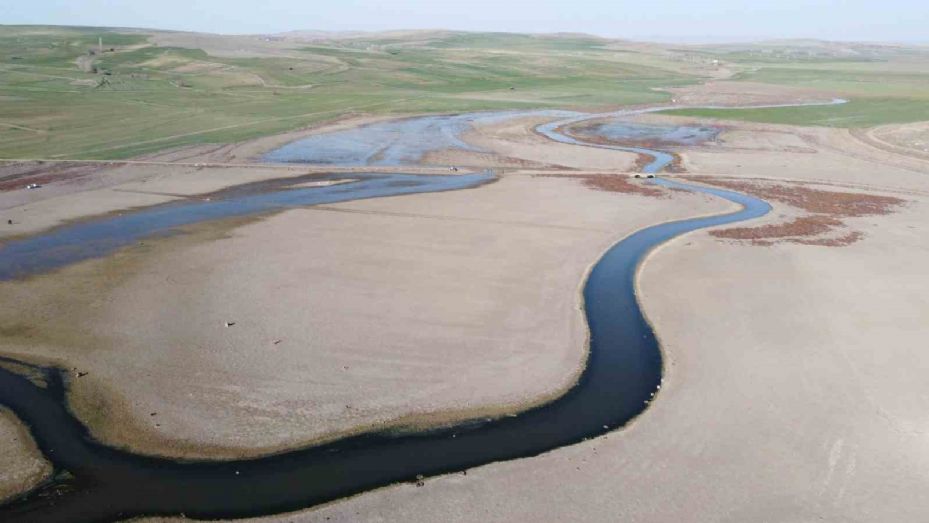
[213,161,929,523]
[0,174,725,459]
[0,408,51,503]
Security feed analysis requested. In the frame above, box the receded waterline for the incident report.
[0,182,769,522]
[2,99,850,520]
[0,171,495,281]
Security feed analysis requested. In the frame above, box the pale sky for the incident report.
[2,0,927,43]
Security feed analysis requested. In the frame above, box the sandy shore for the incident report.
[0,174,725,459]
[140,111,929,521]
[0,408,50,503]
[0,163,322,239]
[437,115,641,171]
[3,95,929,520]
[648,115,929,191]
[253,191,929,523]
[851,122,929,163]
[0,162,491,240]
[0,109,644,241]
[182,150,929,523]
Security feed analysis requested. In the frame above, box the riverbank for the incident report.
[0,173,727,460]
[0,408,50,503]
[4,97,929,520]
[201,176,929,523]
[644,113,929,190]
[139,103,929,522]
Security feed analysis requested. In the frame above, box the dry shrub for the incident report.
[536,174,666,198]
[711,215,842,241]
[692,177,905,247]
[692,177,904,217]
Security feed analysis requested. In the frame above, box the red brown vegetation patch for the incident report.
[631,154,653,172]
[693,177,904,217]
[666,154,687,174]
[626,151,685,174]
[793,231,864,247]
[692,176,905,247]
[711,215,842,243]
[536,174,666,198]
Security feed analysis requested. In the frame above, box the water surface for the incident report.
[1,99,856,521]
[264,110,577,166]
[0,179,770,523]
[0,172,494,280]
[572,121,720,145]
[536,115,677,173]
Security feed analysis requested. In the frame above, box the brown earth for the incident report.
[0,173,725,460]
[853,122,929,162]
[691,177,905,246]
[0,161,107,192]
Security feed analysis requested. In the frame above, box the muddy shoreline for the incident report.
[0,178,770,522]
[0,171,495,281]
[0,98,855,520]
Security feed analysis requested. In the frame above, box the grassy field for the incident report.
[666,98,929,127]
[0,26,696,159]
[663,42,929,126]
[2,28,928,159]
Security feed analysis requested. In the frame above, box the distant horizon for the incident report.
[3,0,928,45]
[2,23,928,47]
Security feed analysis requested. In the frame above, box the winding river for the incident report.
[0,107,780,522]
[0,172,495,281]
